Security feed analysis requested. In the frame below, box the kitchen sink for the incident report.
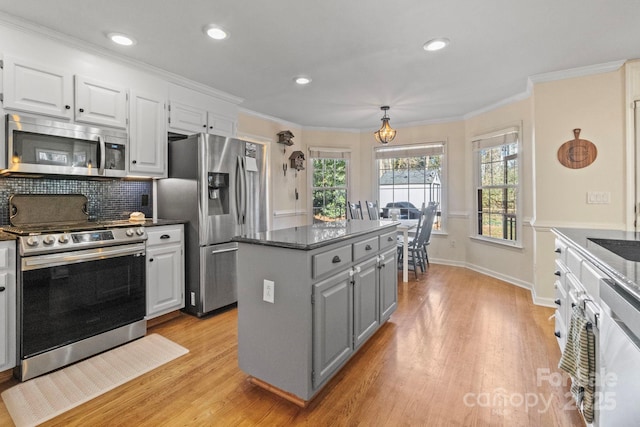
[588,238,640,262]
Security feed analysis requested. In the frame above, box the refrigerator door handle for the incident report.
[238,155,247,225]
[235,156,243,225]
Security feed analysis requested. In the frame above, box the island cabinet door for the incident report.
[379,247,398,322]
[313,269,353,389]
[353,257,379,348]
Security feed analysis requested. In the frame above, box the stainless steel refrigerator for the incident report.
[157,133,267,316]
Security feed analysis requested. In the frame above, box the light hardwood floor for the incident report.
[0,264,585,426]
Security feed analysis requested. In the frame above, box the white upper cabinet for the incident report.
[129,90,166,177]
[74,75,128,129]
[168,101,208,134]
[1,55,73,119]
[207,111,237,138]
[168,83,239,138]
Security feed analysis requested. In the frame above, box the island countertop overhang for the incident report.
[233,220,399,250]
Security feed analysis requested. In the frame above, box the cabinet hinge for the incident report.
[0,59,3,69]
[311,293,315,304]
[0,93,3,103]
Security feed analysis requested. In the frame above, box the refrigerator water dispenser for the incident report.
[208,172,229,215]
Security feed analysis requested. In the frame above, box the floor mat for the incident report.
[1,334,188,427]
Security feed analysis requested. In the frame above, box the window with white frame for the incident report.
[473,127,520,244]
[309,147,351,223]
[375,143,444,230]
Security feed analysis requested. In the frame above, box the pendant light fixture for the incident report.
[374,106,396,144]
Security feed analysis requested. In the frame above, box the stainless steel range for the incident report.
[2,194,148,381]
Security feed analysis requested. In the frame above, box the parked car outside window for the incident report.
[380,202,421,219]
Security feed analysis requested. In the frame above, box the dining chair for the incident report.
[347,201,363,219]
[365,200,379,220]
[396,203,427,278]
[419,202,438,267]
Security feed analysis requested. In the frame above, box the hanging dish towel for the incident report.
[559,304,596,423]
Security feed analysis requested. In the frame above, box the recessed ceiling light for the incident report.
[294,76,312,85]
[107,33,136,46]
[423,38,450,52]
[204,25,229,40]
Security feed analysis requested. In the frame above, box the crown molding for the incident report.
[0,12,244,105]
[528,59,626,84]
[237,107,303,130]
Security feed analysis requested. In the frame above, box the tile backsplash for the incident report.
[0,177,153,225]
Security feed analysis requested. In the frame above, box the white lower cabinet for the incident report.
[146,225,185,319]
[0,241,16,372]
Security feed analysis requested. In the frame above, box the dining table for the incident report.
[381,219,418,282]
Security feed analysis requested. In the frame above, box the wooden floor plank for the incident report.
[0,264,584,426]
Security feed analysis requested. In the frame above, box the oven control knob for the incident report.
[43,235,56,245]
[58,234,70,244]
[126,228,135,237]
[135,228,145,236]
[26,236,39,247]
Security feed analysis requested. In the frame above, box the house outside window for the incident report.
[309,147,351,223]
[375,143,445,230]
[473,126,520,244]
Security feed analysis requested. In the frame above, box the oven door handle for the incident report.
[21,244,146,271]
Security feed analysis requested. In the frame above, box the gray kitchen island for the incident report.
[233,220,399,406]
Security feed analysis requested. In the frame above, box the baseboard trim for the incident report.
[430,258,552,307]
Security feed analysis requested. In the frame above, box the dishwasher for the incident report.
[598,279,640,426]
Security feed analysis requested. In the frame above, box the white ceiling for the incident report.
[1,0,639,130]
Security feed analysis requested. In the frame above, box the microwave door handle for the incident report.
[97,136,106,175]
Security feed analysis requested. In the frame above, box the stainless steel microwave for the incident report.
[4,114,127,178]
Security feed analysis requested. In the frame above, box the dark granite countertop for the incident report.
[233,220,398,250]
[553,227,640,302]
[0,231,17,241]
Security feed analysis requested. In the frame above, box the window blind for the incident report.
[472,127,519,151]
[374,143,445,160]
[308,147,351,159]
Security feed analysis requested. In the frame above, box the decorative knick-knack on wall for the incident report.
[277,130,295,146]
[557,128,597,169]
[289,151,305,172]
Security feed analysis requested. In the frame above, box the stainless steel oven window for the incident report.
[18,244,146,359]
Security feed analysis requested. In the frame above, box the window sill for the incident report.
[469,235,523,249]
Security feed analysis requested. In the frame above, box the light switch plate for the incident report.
[263,280,275,303]
[587,191,610,204]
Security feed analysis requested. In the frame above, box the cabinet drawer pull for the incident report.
[160,234,171,239]
[554,271,561,277]
[365,244,372,250]
[332,255,341,264]
[554,331,561,338]
[554,299,561,306]
[554,248,562,254]
[387,236,393,242]
[149,258,154,262]
[79,108,85,113]
[571,302,576,308]
[0,287,4,292]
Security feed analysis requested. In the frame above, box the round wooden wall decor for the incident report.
[557,129,597,169]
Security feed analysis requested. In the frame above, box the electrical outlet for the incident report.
[450,240,456,248]
[190,291,196,306]
[263,280,275,303]
[141,194,149,206]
